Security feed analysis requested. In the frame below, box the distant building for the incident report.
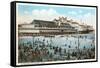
[18,17,94,36]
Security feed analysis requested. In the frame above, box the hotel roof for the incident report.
[31,20,56,24]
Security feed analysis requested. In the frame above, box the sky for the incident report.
[16,3,96,28]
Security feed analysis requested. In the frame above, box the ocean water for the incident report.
[18,34,95,50]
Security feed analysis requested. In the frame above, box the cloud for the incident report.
[66,12,96,29]
[17,8,96,29]
[75,13,96,29]
[17,8,65,24]
[68,10,84,16]
[82,13,96,28]
[32,8,64,21]
[17,15,33,24]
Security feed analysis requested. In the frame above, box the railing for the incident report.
[18,27,76,31]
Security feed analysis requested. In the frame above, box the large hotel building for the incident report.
[18,17,94,36]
